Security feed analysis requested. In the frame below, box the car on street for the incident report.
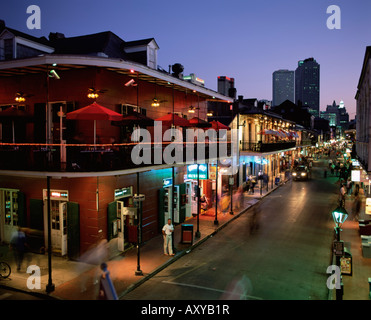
[292,165,311,181]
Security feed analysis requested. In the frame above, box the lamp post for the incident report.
[331,206,348,301]
[214,159,219,225]
[46,176,55,293]
[134,173,144,276]
[229,176,234,215]
[195,99,201,238]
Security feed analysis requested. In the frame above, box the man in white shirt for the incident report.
[162,218,174,256]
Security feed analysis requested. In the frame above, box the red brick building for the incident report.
[0,21,231,258]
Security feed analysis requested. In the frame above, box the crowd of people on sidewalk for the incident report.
[324,146,366,221]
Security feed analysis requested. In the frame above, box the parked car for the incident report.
[292,165,311,181]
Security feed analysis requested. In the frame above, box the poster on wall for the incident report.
[351,170,360,182]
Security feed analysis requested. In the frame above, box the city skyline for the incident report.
[272,69,294,107]
[2,0,371,120]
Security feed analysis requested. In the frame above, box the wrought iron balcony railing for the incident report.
[240,140,296,153]
[0,141,232,172]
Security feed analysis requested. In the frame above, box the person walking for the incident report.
[162,218,174,256]
[346,178,352,195]
[352,193,361,221]
[339,184,346,207]
[10,227,27,271]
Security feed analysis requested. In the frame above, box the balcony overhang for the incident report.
[0,54,231,103]
[240,146,297,157]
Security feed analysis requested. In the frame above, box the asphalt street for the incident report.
[122,159,339,300]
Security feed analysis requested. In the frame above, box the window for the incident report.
[148,46,156,69]
[120,104,146,115]
[4,38,13,60]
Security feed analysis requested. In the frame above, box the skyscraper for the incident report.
[217,76,236,99]
[295,57,320,117]
[272,69,294,106]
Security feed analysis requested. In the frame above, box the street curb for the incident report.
[0,283,59,300]
[119,180,286,299]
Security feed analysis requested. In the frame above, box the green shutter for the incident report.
[158,189,164,233]
[179,183,186,223]
[67,202,80,260]
[17,191,26,228]
[107,201,117,241]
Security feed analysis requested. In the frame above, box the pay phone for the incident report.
[163,185,180,224]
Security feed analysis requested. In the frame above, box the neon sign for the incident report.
[187,164,208,179]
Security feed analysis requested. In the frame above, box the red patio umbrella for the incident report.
[188,117,212,128]
[210,120,230,131]
[111,111,154,127]
[155,113,192,127]
[66,102,123,145]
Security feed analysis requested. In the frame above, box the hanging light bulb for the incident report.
[87,88,99,99]
[151,98,160,107]
[15,93,26,102]
[188,106,195,113]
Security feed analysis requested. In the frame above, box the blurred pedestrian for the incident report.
[249,205,260,234]
[233,187,243,209]
[249,177,256,194]
[352,193,361,221]
[10,227,28,271]
[200,194,208,212]
[347,179,352,195]
[78,239,109,293]
[162,218,174,256]
[339,184,346,207]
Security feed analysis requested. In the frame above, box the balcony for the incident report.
[0,141,231,172]
[240,140,296,153]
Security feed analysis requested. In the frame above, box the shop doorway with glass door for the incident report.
[108,186,137,252]
[0,189,25,243]
[43,189,68,256]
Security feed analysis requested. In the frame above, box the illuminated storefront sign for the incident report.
[351,170,360,182]
[187,164,208,179]
[163,178,173,187]
[43,189,69,201]
[114,186,133,200]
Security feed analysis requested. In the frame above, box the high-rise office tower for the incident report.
[295,57,320,117]
[272,70,294,106]
[217,76,236,99]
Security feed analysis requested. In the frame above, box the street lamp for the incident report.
[46,176,55,294]
[134,172,144,276]
[331,206,348,300]
[332,206,348,227]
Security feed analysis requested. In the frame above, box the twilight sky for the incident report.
[2,0,371,120]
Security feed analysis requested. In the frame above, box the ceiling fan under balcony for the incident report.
[15,92,34,103]
[87,87,107,99]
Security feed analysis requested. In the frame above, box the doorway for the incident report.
[43,189,68,256]
[0,189,20,243]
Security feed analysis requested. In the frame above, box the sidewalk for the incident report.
[329,190,371,300]
[0,175,283,300]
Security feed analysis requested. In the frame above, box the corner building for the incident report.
[0,22,231,258]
